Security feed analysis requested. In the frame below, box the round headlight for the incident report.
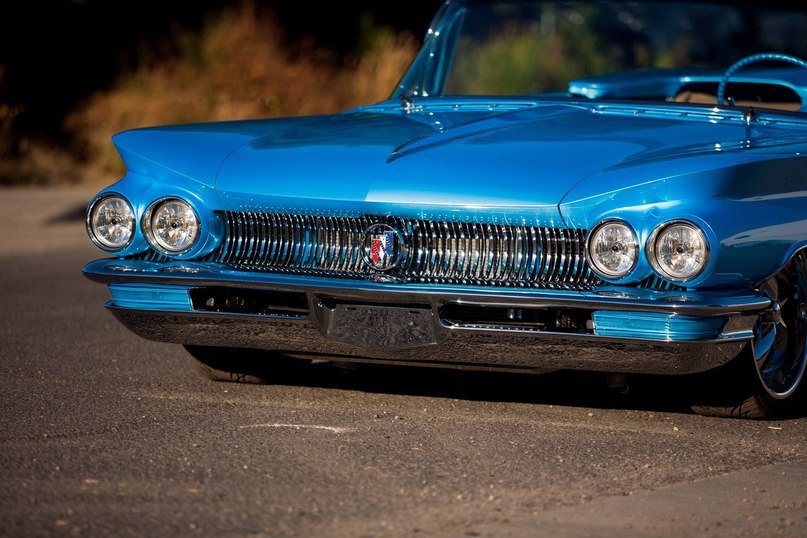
[143,198,200,254]
[87,195,135,251]
[648,221,709,282]
[586,220,639,278]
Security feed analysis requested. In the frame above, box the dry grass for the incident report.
[4,4,418,185]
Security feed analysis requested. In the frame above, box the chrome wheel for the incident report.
[752,251,807,400]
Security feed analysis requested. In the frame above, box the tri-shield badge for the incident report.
[362,224,403,271]
[370,232,394,266]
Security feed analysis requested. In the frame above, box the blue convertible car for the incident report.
[84,0,807,418]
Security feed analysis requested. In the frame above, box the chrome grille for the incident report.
[213,211,601,289]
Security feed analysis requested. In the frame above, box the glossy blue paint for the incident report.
[112,119,291,188]
[108,283,192,311]
[592,311,727,341]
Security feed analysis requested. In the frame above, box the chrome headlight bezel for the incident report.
[141,197,201,255]
[585,219,640,279]
[646,220,710,282]
[86,194,136,252]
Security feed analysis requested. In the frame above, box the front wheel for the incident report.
[692,251,807,419]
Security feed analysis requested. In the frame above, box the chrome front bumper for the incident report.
[84,259,770,375]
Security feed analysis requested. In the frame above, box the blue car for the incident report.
[84,0,807,419]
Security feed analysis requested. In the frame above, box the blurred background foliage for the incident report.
[0,1,436,186]
[446,12,611,95]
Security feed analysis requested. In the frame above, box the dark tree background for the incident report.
[0,0,442,145]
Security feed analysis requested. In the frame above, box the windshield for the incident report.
[395,0,807,111]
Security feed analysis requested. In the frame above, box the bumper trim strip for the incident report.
[84,259,770,317]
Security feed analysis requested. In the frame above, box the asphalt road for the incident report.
[1,187,805,537]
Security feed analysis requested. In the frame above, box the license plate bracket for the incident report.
[326,304,437,350]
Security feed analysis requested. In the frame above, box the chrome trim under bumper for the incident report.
[109,307,746,375]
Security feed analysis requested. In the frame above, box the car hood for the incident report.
[116,100,806,225]
[218,103,608,222]
[213,101,806,223]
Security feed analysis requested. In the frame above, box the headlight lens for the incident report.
[144,198,200,254]
[87,195,135,250]
[587,221,638,278]
[649,222,709,281]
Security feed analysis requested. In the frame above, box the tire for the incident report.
[184,345,302,384]
[692,251,807,419]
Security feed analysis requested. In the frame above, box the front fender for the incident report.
[560,154,807,288]
[89,171,225,260]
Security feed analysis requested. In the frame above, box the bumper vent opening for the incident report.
[190,287,308,318]
[316,296,431,311]
[439,303,593,334]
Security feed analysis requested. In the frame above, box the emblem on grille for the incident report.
[362,224,404,271]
